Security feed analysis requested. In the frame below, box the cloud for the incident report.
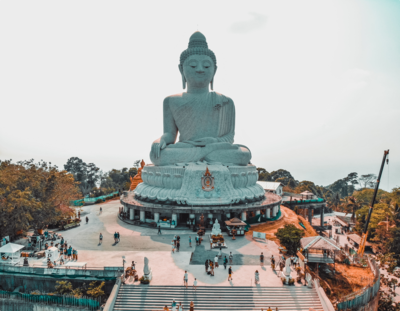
[229,13,267,34]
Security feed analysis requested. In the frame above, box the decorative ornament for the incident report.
[201,167,214,192]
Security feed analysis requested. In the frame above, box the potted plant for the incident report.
[281,277,286,285]
[289,278,295,286]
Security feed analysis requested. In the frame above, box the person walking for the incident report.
[184,270,188,289]
[173,235,177,246]
[177,240,180,252]
[189,301,194,311]
[158,225,162,235]
[218,247,222,258]
[223,256,228,269]
[255,270,259,285]
[228,266,233,281]
[86,216,88,224]
[210,261,214,276]
[193,278,197,291]
[189,236,192,247]
[229,252,233,264]
[178,302,183,311]
[60,237,64,246]
[214,254,219,268]
[117,232,120,242]
[196,235,199,246]
[67,246,72,260]
[99,233,103,244]
[205,259,209,273]
[171,240,175,253]
[100,207,102,214]
[72,249,76,261]
[260,252,264,266]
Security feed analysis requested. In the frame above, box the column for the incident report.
[129,208,134,220]
[172,213,177,226]
[154,212,160,223]
[140,210,145,222]
[308,208,313,224]
[266,208,271,218]
[255,210,260,215]
[241,212,247,221]
[272,206,277,217]
[320,206,324,227]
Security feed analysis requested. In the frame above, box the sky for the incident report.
[0,0,399,190]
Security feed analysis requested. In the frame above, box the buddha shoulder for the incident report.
[163,92,234,107]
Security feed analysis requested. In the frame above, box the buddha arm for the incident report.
[161,97,178,145]
[215,98,235,144]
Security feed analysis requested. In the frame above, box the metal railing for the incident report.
[0,290,100,310]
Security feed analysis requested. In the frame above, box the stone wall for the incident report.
[0,298,90,311]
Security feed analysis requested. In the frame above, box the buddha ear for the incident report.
[210,66,218,91]
[178,64,186,89]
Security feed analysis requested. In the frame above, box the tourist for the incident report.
[255,270,259,284]
[174,235,177,246]
[114,232,118,243]
[177,235,180,245]
[99,233,103,244]
[131,261,136,269]
[171,240,175,253]
[218,247,222,258]
[214,254,219,268]
[117,232,120,242]
[74,249,78,261]
[86,216,88,224]
[67,246,72,260]
[60,237,64,246]
[195,235,199,246]
[229,252,233,264]
[271,255,275,266]
[290,255,295,266]
[78,211,81,219]
[260,252,264,266]
[158,225,162,235]
[100,207,102,214]
[60,255,64,265]
[189,236,192,247]
[177,240,180,252]
[163,306,169,311]
[189,301,194,311]
[193,278,197,291]
[171,299,177,311]
[178,302,183,311]
[205,259,209,272]
[223,256,228,269]
[184,270,188,288]
[228,266,233,281]
[293,256,298,267]
[210,261,214,276]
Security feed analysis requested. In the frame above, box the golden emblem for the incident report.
[201,167,214,192]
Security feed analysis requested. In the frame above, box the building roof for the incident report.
[300,191,314,196]
[301,236,341,251]
[257,181,282,191]
[347,234,372,246]
[336,215,355,226]
[0,243,24,253]
[225,218,246,226]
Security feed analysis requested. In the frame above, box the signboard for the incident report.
[252,231,266,241]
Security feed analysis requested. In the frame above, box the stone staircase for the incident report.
[113,285,324,311]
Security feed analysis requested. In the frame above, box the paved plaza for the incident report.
[39,199,302,288]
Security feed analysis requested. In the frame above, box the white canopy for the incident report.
[0,243,24,253]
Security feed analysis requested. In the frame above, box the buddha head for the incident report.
[179,32,217,90]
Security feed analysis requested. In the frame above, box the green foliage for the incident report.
[64,157,100,196]
[86,281,105,298]
[0,160,80,238]
[54,281,73,295]
[275,224,305,255]
[101,167,138,191]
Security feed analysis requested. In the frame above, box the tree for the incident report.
[64,157,100,196]
[345,196,365,222]
[0,160,80,238]
[327,192,342,211]
[86,281,105,298]
[54,281,73,295]
[294,181,323,198]
[358,174,377,189]
[275,224,305,255]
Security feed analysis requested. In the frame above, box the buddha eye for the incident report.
[203,60,211,69]
[189,60,198,68]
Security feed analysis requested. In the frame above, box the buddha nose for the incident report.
[196,70,205,74]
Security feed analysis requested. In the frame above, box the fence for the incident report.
[70,191,119,206]
[0,290,100,310]
[336,257,380,310]
[0,264,123,279]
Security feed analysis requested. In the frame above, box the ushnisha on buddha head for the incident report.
[179,31,217,92]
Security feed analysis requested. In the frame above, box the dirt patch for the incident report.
[246,206,318,242]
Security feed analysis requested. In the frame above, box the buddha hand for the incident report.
[151,137,167,159]
[188,137,218,147]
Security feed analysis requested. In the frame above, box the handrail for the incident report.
[103,274,122,311]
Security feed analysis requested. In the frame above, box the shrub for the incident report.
[275,224,305,255]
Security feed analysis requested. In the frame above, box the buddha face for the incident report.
[180,55,216,89]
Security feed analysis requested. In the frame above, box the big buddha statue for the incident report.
[150,31,251,167]
[134,32,264,206]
